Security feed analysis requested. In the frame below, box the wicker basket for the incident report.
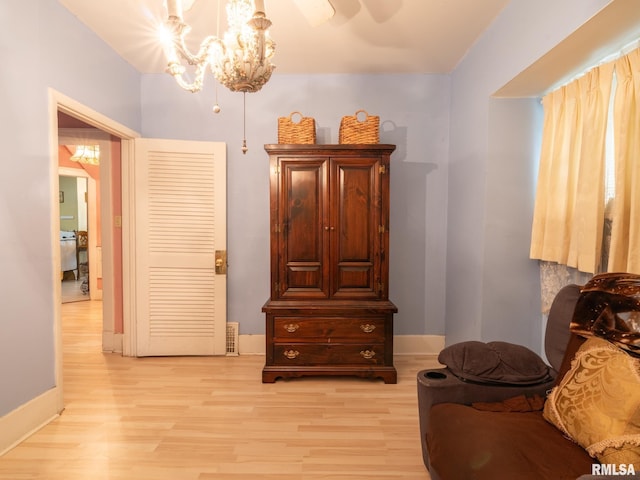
[278,111,316,144]
[339,109,380,144]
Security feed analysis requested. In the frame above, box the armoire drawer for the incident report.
[272,316,387,342]
[272,343,386,366]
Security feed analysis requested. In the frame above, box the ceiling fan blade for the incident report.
[293,0,335,27]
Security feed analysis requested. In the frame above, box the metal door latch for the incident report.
[215,250,227,274]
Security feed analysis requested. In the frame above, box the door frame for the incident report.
[49,89,140,411]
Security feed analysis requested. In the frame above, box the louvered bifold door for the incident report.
[134,138,227,356]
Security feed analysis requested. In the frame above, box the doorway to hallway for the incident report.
[56,109,122,349]
[59,172,91,303]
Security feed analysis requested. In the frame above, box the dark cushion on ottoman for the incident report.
[438,341,554,385]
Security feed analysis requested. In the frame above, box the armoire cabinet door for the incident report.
[330,157,382,299]
[277,158,330,299]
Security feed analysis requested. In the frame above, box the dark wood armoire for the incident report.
[262,144,397,383]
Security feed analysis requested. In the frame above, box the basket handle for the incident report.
[288,111,304,124]
[354,109,370,123]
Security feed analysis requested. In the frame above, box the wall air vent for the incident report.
[226,322,239,356]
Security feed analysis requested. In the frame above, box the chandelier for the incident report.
[70,145,100,165]
[161,0,276,153]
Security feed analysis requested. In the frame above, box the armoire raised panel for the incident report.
[262,144,397,384]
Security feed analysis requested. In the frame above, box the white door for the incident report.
[134,138,227,356]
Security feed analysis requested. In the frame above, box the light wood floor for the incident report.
[61,278,89,303]
[0,300,437,479]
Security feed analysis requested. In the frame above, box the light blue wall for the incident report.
[141,73,451,336]
[445,0,613,347]
[482,98,543,349]
[0,0,141,417]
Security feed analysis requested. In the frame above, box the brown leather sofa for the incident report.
[417,273,640,480]
[417,275,640,480]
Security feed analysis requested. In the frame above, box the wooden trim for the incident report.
[264,144,396,155]
[102,332,124,354]
[0,388,59,456]
[49,88,142,421]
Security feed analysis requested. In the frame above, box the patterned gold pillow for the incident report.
[543,337,640,467]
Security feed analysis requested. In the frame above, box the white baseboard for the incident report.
[238,334,266,355]
[0,387,60,456]
[394,335,445,355]
[238,334,445,356]
[102,332,123,353]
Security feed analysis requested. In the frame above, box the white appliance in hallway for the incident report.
[60,230,78,279]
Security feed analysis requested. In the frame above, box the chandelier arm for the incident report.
[168,63,207,93]
[163,17,214,56]
[164,18,221,93]
[166,42,211,93]
[174,32,219,66]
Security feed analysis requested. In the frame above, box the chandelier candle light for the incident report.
[161,0,276,153]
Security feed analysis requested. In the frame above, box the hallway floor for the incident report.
[61,278,89,303]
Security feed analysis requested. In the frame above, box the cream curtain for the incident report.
[608,48,640,274]
[530,63,614,273]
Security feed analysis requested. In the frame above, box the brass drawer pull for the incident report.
[283,323,300,333]
[360,324,376,333]
[360,349,376,359]
[283,350,300,359]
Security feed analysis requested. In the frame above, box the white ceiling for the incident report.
[57,0,510,75]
